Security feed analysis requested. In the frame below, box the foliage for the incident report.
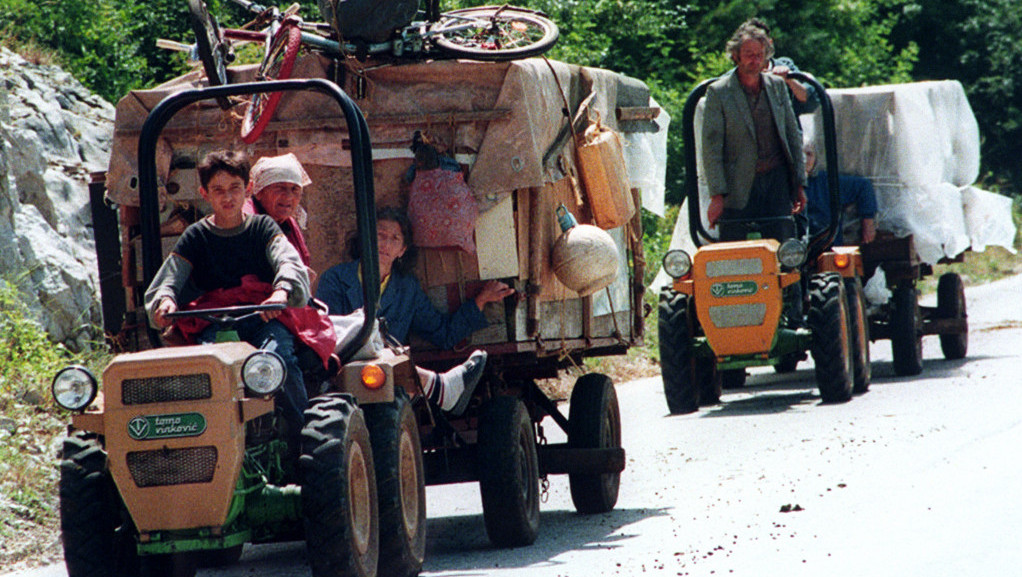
[0,281,74,413]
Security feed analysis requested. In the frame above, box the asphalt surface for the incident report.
[9,273,1022,577]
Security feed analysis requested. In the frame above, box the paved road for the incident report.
[10,274,1022,577]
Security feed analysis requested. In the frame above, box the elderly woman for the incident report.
[316,206,514,416]
[245,153,313,268]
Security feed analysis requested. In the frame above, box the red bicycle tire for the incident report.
[240,23,302,144]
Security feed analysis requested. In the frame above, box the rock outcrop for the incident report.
[0,46,115,350]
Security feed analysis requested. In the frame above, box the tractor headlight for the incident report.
[777,239,808,269]
[663,250,693,279]
[51,366,99,411]
[242,351,286,396]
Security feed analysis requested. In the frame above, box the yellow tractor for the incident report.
[658,73,871,414]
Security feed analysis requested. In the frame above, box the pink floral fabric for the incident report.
[407,168,478,253]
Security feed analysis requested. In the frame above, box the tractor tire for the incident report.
[808,273,854,403]
[363,387,426,577]
[478,395,540,547]
[60,432,140,577]
[845,277,872,394]
[567,373,621,514]
[937,272,968,360]
[301,393,379,577]
[891,282,924,376]
[659,290,719,413]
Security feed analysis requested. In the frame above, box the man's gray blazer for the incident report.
[701,68,807,211]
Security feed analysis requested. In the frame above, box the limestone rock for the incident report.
[0,46,115,350]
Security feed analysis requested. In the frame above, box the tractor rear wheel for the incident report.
[845,277,872,394]
[808,273,854,403]
[301,393,379,577]
[363,387,426,577]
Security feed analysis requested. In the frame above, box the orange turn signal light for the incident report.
[361,364,386,389]
[833,253,850,269]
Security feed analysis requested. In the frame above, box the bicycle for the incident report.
[184,0,559,143]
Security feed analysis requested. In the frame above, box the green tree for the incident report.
[893,0,1021,194]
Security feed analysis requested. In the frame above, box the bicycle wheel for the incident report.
[240,22,302,144]
[432,6,559,61]
[188,0,233,109]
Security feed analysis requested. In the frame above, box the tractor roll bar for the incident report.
[137,79,379,362]
[681,72,840,258]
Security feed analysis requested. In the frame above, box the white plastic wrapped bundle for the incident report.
[814,81,980,186]
[961,186,1018,254]
[806,80,1016,263]
[623,102,671,217]
[873,180,970,264]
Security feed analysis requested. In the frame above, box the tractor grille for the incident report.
[706,258,763,277]
[126,446,218,487]
[122,374,212,405]
[709,303,767,328]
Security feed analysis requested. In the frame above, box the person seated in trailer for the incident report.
[145,149,334,454]
[245,152,315,274]
[316,206,515,416]
[803,140,878,246]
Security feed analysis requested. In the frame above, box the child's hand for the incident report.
[153,298,177,328]
[261,289,289,321]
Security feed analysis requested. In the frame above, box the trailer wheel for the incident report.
[567,373,621,514]
[301,393,379,577]
[937,272,968,360]
[478,396,540,547]
[808,273,854,403]
[60,432,141,577]
[891,282,923,376]
[658,290,718,413]
[845,277,872,394]
[363,387,426,577]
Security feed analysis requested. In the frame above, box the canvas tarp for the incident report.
[105,54,667,215]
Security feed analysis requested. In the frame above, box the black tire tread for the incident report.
[658,290,699,414]
[477,396,540,547]
[363,388,426,577]
[301,393,378,577]
[60,432,140,577]
[937,272,968,360]
[567,373,621,514]
[808,273,854,403]
[891,283,924,376]
[845,277,872,394]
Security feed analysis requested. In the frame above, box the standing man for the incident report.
[702,19,807,241]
